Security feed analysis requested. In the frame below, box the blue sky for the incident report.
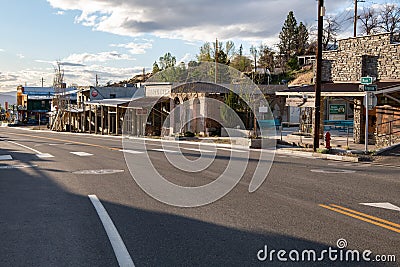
[0,0,393,92]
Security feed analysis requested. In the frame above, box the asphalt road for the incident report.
[0,127,399,266]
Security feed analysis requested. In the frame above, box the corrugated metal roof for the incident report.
[87,96,169,108]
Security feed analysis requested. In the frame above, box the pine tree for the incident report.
[152,61,160,74]
[278,11,298,60]
[296,22,309,56]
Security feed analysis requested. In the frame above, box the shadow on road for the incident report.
[0,146,395,266]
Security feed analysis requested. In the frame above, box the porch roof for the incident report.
[86,96,169,108]
[276,82,400,97]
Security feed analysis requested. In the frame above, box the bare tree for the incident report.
[359,7,379,35]
[323,16,341,50]
[378,4,400,33]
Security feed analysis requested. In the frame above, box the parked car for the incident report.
[7,120,20,127]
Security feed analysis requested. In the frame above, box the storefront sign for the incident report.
[329,104,346,114]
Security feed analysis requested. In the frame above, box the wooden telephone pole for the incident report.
[215,38,218,84]
[314,0,324,151]
[353,0,365,37]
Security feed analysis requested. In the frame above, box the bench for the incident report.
[258,119,282,129]
[324,120,353,132]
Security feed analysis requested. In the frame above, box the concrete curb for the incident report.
[276,148,360,162]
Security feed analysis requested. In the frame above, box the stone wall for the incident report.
[322,33,400,82]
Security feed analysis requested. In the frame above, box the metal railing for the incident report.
[376,118,400,146]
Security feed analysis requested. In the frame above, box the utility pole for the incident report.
[354,0,365,37]
[354,0,358,37]
[95,74,99,87]
[314,0,324,151]
[215,38,218,84]
[41,77,44,87]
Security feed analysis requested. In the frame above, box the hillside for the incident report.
[289,66,314,86]
[107,73,152,87]
[0,91,16,107]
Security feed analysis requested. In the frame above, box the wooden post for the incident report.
[108,107,111,135]
[89,105,92,134]
[101,105,104,135]
[83,104,86,132]
[95,105,98,134]
[116,106,119,135]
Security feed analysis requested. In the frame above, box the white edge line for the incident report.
[88,195,135,267]
[8,140,42,154]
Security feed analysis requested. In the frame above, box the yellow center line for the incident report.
[9,132,122,151]
[319,204,400,234]
[330,204,400,229]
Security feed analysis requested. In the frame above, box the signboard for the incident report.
[91,90,99,97]
[145,85,171,97]
[136,108,148,115]
[329,104,346,114]
[361,77,373,85]
[259,106,269,113]
[363,84,377,91]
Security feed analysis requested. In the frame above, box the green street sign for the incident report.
[361,77,373,85]
[363,85,377,91]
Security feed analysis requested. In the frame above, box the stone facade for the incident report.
[322,33,400,82]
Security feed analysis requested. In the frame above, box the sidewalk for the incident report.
[275,127,377,153]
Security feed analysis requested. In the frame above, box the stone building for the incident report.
[277,32,400,146]
[322,33,400,82]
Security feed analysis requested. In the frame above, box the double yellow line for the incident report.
[319,204,400,234]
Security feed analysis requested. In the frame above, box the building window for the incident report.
[110,94,116,99]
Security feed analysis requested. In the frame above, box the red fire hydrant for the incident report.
[325,131,331,149]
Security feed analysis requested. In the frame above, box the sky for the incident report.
[0,0,393,93]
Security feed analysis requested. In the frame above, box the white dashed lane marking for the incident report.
[36,153,54,158]
[217,147,249,153]
[70,152,93,157]
[0,155,13,160]
[120,149,144,154]
[151,148,180,154]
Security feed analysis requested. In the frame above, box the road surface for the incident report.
[0,127,398,266]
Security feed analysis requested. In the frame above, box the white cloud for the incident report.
[62,51,135,64]
[110,41,153,54]
[46,0,352,45]
[17,54,25,59]
[61,64,145,86]
[54,10,65,15]
[0,49,4,52]
[178,53,194,64]
[0,63,144,90]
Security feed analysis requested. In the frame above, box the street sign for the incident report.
[363,92,377,110]
[361,77,373,85]
[363,84,377,91]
